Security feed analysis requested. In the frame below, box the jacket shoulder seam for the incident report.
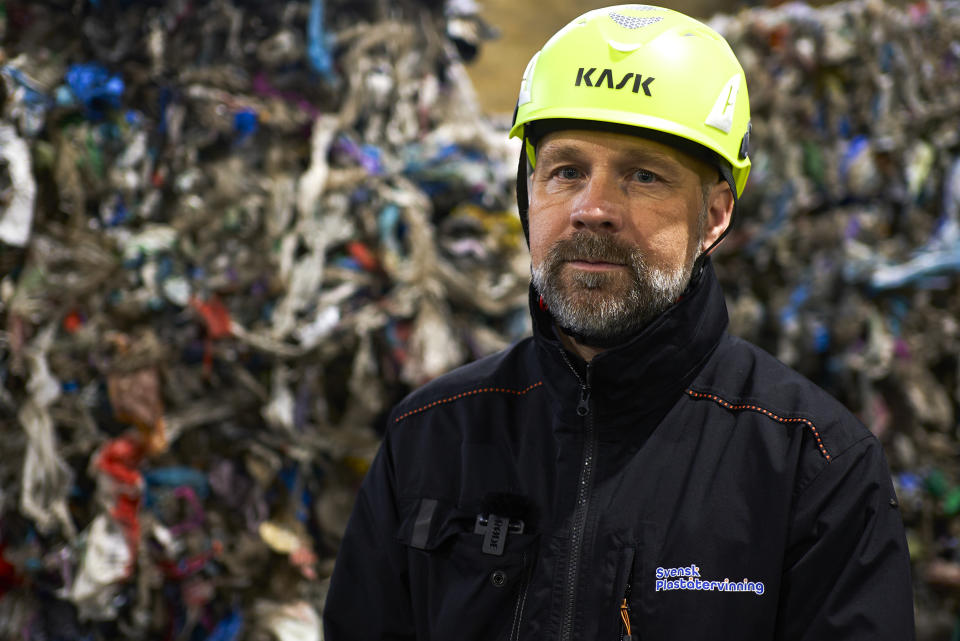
[394,381,544,424]
[685,388,831,461]
[793,433,875,496]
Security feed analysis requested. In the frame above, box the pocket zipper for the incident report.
[509,552,532,641]
[619,585,632,640]
[618,555,635,641]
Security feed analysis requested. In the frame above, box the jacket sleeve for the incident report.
[775,434,915,641]
[323,429,416,640]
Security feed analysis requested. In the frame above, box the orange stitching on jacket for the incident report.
[395,381,544,423]
[685,389,831,461]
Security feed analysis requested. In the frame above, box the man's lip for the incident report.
[566,259,626,271]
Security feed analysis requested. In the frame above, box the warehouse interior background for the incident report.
[1,0,959,639]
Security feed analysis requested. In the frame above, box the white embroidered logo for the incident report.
[655,564,765,596]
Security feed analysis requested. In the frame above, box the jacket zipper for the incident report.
[558,349,596,641]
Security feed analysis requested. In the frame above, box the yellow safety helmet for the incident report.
[511,5,752,248]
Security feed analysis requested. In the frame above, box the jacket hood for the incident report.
[531,258,729,431]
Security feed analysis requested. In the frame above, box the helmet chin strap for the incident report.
[691,162,737,281]
[516,140,531,247]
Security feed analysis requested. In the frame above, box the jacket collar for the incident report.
[532,258,728,429]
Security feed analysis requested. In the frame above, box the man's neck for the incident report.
[557,329,606,363]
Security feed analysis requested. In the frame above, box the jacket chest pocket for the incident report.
[606,523,661,640]
[397,497,539,641]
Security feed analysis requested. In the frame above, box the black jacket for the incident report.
[323,260,915,640]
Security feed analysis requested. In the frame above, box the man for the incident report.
[323,5,915,640]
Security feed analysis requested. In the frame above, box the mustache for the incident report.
[545,232,642,267]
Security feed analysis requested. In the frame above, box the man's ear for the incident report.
[701,179,735,254]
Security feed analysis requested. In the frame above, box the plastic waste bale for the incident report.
[0,0,518,638]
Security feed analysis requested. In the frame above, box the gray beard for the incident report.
[531,231,698,345]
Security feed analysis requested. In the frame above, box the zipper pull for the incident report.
[619,575,633,640]
[619,595,632,640]
[558,349,592,418]
[577,386,590,416]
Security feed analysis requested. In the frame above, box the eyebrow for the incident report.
[535,144,585,167]
[536,142,678,169]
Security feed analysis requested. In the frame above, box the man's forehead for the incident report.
[537,129,708,174]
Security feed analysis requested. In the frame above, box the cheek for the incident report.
[528,231,550,272]
[627,207,698,261]
[527,207,564,266]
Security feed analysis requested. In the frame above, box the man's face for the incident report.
[528,129,721,344]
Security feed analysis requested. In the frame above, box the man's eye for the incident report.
[555,166,580,180]
[634,169,657,183]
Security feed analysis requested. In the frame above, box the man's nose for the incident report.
[569,175,624,233]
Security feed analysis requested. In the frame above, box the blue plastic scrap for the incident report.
[205,610,243,641]
[307,0,335,80]
[63,63,125,117]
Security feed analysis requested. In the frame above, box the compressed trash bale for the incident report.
[1,0,519,638]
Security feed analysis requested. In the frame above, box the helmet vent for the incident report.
[609,12,663,29]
